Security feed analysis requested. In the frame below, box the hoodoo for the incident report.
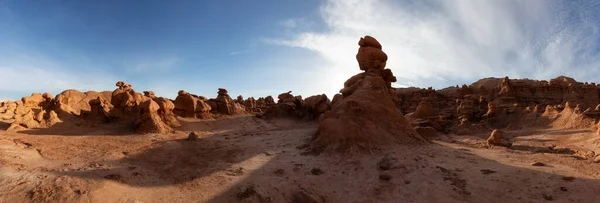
[313,36,427,151]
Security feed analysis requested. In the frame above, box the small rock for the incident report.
[542,194,553,201]
[291,190,319,203]
[187,132,199,141]
[531,162,545,166]
[404,180,411,184]
[274,169,285,176]
[379,174,392,181]
[378,159,391,171]
[311,168,324,175]
[265,151,276,156]
[104,174,122,181]
[236,185,256,200]
[562,176,575,182]
[559,187,568,191]
[593,156,600,163]
[480,169,497,175]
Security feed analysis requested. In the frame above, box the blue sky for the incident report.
[2,0,600,100]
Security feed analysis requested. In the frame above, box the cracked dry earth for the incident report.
[1,116,600,203]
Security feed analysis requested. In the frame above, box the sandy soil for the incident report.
[1,116,600,203]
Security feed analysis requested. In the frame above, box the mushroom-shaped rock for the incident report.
[174,91,198,118]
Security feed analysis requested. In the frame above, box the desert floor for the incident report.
[1,116,600,203]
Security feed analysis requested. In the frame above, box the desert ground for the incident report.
[1,115,600,203]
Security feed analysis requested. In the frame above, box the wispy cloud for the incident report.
[125,56,179,73]
[271,0,600,94]
[280,18,314,29]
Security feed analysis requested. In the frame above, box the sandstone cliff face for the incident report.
[398,75,600,132]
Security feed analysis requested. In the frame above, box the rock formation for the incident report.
[313,36,426,151]
[486,129,505,146]
[134,98,174,134]
[244,97,257,112]
[174,90,212,119]
[211,88,245,115]
[406,97,434,120]
[262,91,305,119]
[303,94,332,118]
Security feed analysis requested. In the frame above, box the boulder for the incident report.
[487,129,504,146]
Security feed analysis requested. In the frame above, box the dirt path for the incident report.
[1,116,600,202]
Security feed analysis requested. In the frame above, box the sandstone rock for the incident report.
[314,36,426,151]
[236,95,244,104]
[303,94,332,118]
[154,97,180,127]
[45,110,61,126]
[134,99,173,134]
[262,91,305,119]
[331,94,343,106]
[143,91,156,99]
[215,88,244,115]
[87,96,113,121]
[265,96,275,106]
[593,155,600,163]
[34,110,44,122]
[55,90,111,116]
[455,118,475,135]
[22,93,46,107]
[408,97,434,120]
[456,95,474,119]
[112,81,142,109]
[487,129,504,146]
[243,97,257,111]
[188,132,199,140]
[42,92,53,102]
[174,90,198,118]
[415,126,438,138]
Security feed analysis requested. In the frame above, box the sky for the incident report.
[2,0,600,100]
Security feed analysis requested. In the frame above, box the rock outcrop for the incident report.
[397,75,600,131]
[174,90,212,119]
[212,88,245,115]
[134,99,174,134]
[313,36,427,151]
[303,94,332,118]
[486,129,505,146]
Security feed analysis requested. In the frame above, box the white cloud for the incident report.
[125,56,179,73]
[280,18,314,29]
[271,0,600,96]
